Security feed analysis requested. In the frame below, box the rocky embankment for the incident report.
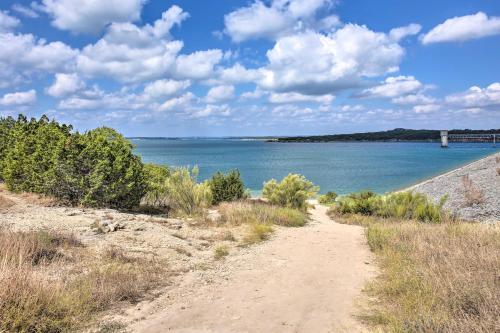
[409,152,500,222]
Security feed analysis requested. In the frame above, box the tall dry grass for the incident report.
[218,201,307,227]
[0,228,165,332]
[364,221,499,332]
[461,175,485,206]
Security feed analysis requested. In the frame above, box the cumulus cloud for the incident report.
[143,79,190,99]
[0,89,37,106]
[40,0,145,34]
[158,92,197,112]
[205,85,235,103]
[412,104,441,113]
[269,92,334,104]
[389,23,422,41]
[445,83,500,110]
[421,12,500,44]
[360,76,422,98]
[0,32,78,80]
[218,63,260,84]
[259,25,404,95]
[76,6,221,83]
[76,6,188,83]
[224,0,333,42]
[0,10,20,32]
[174,50,223,80]
[46,73,85,97]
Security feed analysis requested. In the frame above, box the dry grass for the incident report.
[214,244,229,259]
[361,220,499,332]
[0,194,15,211]
[0,228,166,332]
[241,223,274,245]
[461,175,485,206]
[218,201,307,227]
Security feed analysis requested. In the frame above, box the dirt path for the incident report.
[130,204,375,333]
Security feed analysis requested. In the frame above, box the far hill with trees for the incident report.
[271,128,500,142]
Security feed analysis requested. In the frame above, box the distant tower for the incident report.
[440,130,448,148]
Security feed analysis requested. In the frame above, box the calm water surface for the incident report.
[131,139,498,195]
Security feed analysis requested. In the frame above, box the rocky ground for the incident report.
[409,152,500,223]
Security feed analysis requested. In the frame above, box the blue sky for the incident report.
[0,0,499,136]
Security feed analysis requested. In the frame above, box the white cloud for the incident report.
[0,10,20,32]
[392,93,436,105]
[218,63,260,84]
[360,76,422,98]
[389,23,422,41]
[12,4,40,18]
[143,79,190,99]
[445,83,500,110]
[0,89,37,106]
[190,104,231,118]
[174,49,223,80]
[76,6,189,83]
[224,0,332,42]
[0,32,78,81]
[46,73,85,97]
[158,92,197,112]
[421,12,500,44]
[205,85,235,103]
[269,92,334,104]
[412,104,440,113]
[259,25,404,95]
[40,0,145,34]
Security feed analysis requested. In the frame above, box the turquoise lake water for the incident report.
[131,139,498,195]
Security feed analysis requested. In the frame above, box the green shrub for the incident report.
[262,174,319,211]
[209,169,246,205]
[162,167,212,216]
[0,115,147,209]
[318,191,337,205]
[333,191,447,223]
[55,127,146,209]
[142,164,171,208]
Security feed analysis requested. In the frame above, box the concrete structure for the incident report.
[440,130,448,148]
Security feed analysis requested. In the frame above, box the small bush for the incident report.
[242,223,274,245]
[163,167,212,216]
[208,169,246,205]
[262,174,319,211]
[333,191,446,223]
[214,245,229,259]
[142,163,171,208]
[318,191,337,205]
[461,175,484,206]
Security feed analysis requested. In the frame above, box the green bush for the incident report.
[333,191,447,223]
[318,191,337,205]
[162,167,212,216]
[142,164,171,208]
[262,173,319,211]
[209,169,246,205]
[0,115,147,209]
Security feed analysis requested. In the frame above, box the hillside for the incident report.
[272,128,500,142]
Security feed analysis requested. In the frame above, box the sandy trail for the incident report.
[131,204,375,333]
